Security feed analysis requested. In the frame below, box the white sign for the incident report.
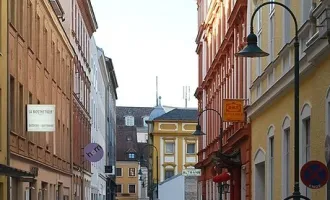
[182,169,201,176]
[27,105,56,132]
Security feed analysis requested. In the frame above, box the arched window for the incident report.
[282,116,291,198]
[267,126,275,200]
[300,103,311,198]
[253,148,266,200]
[125,116,134,126]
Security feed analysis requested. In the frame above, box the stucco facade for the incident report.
[58,0,98,199]
[90,37,106,200]
[0,0,8,199]
[8,0,74,199]
[116,161,139,200]
[247,0,330,200]
[195,0,251,200]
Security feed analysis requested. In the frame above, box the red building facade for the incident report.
[195,0,251,200]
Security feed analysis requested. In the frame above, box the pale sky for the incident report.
[91,0,198,108]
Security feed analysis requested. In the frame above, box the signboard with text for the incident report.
[182,169,201,176]
[27,104,56,132]
[223,99,245,122]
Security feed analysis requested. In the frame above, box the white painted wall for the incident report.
[159,175,185,200]
[90,36,106,199]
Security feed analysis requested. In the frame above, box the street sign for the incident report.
[84,143,104,162]
[182,169,201,176]
[223,99,245,122]
[300,160,329,189]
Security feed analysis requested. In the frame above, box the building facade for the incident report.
[116,106,154,143]
[247,0,330,200]
[116,126,139,200]
[104,56,118,200]
[90,37,107,200]
[58,0,98,199]
[0,0,8,199]
[195,0,251,200]
[8,0,74,199]
[149,108,198,183]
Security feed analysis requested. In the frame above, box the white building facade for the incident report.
[90,37,107,200]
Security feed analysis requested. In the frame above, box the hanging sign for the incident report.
[27,105,56,132]
[223,99,245,122]
[84,143,104,162]
[300,160,329,189]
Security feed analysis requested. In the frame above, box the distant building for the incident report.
[149,108,198,182]
[116,106,154,143]
[116,126,139,200]
[105,56,118,200]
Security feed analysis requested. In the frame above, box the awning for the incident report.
[0,164,35,178]
[213,172,231,183]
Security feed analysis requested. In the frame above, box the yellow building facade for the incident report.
[149,108,198,182]
[247,0,330,200]
[0,0,8,199]
[116,161,139,200]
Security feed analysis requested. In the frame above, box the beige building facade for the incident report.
[115,161,139,200]
[8,0,74,199]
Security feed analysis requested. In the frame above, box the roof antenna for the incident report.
[156,76,159,106]
[159,96,162,106]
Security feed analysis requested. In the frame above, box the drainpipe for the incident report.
[6,0,10,198]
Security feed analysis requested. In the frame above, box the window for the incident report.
[269,0,275,13]
[116,168,122,177]
[9,0,16,25]
[128,168,136,177]
[27,1,33,47]
[283,0,291,44]
[267,126,275,200]
[10,76,15,131]
[282,116,290,198]
[143,116,149,127]
[283,127,290,197]
[187,143,196,154]
[301,104,311,198]
[165,169,174,180]
[125,116,134,126]
[18,84,23,135]
[116,184,122,193]
[269,12,275,62]
[128,184,136,193]
[301,0,312,25]
[128,153,135,159]
[165,142,175,154]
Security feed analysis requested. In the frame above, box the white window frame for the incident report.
[128,168,136,177]
[282,51,291,74]
[125,116,134,126]
[128,184,136,193]
[142,116,149,127]
[267,126,275,200]
[269,11,275,63]
[186,143,196,154]
[165,142,175,154]
[301,0,312,26]
[282,116,291,199]
[283,0,291,45]
[256,9,262,78]
[300,103,311,198]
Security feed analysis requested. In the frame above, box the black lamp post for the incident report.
[139,144,159,199]
[192,108,224,200]
[236,2,309,200]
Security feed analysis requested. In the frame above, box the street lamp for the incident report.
[193,108,224,200]
[236,2,309,200]
[139,144,159,199]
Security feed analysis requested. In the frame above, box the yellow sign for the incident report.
[223,99,245,122]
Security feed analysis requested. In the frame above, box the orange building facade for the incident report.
[194,0,251,200]
[8,0,74,199]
